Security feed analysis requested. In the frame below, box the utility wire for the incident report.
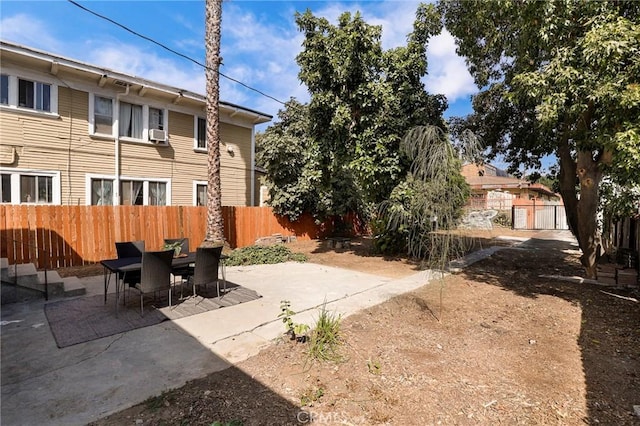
[67,0,286,105]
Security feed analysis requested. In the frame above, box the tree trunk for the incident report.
[575,150,602,279]
[203,0,225,247]
[557,134,579,237]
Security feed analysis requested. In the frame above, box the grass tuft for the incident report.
[308,303,343,362]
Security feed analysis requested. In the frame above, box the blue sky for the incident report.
[1,0,477,129]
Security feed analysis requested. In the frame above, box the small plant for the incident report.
[293,323,310,342]
[278,300,309,342]
[300,386,325,406]
[163,241,183,256]
[308,303,343,361]
[211,421,243,426]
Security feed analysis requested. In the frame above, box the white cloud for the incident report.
[0,14,62,52]
[424,30,477,101]
[84,42,206,95]
[0,2,476,122]
[218,5,306,113]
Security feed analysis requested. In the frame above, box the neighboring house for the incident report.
[462,163,560,210]
[0,41,271,207]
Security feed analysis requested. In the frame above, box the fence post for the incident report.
[44,249,49,301]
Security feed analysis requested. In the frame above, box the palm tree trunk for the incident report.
[203,0,225,246]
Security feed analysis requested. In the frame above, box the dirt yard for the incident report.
[87,229,639,425]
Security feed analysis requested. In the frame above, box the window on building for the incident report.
[20,175,53,203]
[1,171,59,204]
[121,180,144,205]
[196,183,207,206]
[0,74,8,105]
[94,96,113,135]
[149,107,164,131]
[119,102,143,139]
[18,78,51,112]
[1,173,11,203]
[120,179,168,205]
[148,181,167,205]
[196,117,207,149]
[91,178,113,205]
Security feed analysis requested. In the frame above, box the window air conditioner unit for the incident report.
[149,129,167,142]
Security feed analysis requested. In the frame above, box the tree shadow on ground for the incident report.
[307,235,514,264]
[458,238,640,425]
[91,364,304,425]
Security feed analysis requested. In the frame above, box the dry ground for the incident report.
[82,228,639,425]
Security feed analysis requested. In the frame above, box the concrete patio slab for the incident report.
[1,231,564,425]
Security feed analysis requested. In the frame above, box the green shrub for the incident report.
[371,217,408,255]
[224,244,307,266]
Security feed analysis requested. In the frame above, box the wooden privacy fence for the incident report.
[0,205,344,269]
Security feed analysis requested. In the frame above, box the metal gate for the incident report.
[512,204,569,230]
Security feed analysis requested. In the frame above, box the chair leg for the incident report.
[217,263,227,298]
[140,292,144,317]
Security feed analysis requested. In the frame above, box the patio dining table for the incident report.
[101,252,197,316]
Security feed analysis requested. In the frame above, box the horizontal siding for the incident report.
[168,110,206,205]
[220,123,251,205]
[1,85,256,206]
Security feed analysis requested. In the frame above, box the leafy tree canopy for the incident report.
[258,5,447,221]
[440,0,640,277]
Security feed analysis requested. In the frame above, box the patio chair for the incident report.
[129,249,174,316]
[115,240,145,293]
[115,240,145,258]
[182,246,226,298]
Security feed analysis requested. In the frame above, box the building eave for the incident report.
[0,40,273,124]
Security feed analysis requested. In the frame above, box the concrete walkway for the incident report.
[1,232,571,425]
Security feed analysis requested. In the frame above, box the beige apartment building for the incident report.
[0,41,271,207]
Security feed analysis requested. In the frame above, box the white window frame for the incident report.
[88,93,168,143]
[118,101,144,141]
[0,73,58,116]
[89,94,116,137]
[85,174,171,205]
[148,107,164,131]
[0,74,9,105]
[142,104,168,142]
[0,168,61,205]
[193,180,207,206]
[86,174,116,205]
[194,116,207,151]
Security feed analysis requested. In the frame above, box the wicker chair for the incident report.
[182,246,225,298]
[115,240,145,291]
[130,249,174,316]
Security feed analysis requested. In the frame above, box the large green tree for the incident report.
[259,5,446,221]
[441,0,640,277]
[256,99,326,220]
